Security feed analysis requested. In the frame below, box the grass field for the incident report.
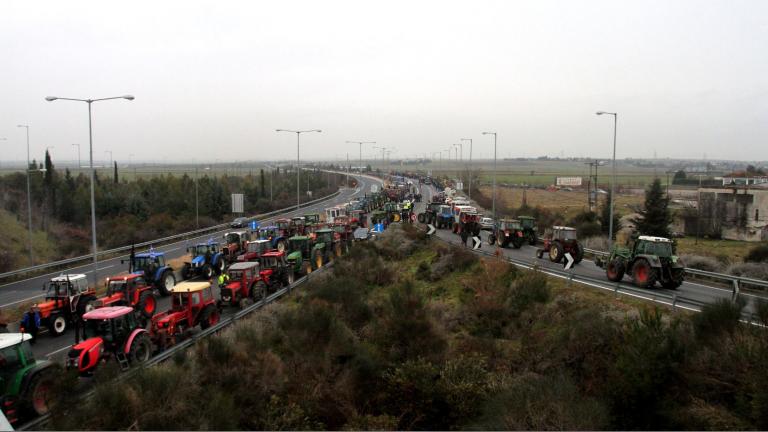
[674,237,760,262]
[477,185,644,216]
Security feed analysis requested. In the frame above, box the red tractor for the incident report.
[349,209,368,228]
[67,306,152,375]
[150,281,220,350]
[275,218,294,238]
[93,273,158,323]
[218,261,264,308]
[20,274,97,337]
[235,239,273,263]
[454,211,482,236]
[487,219,525,249]
[536,226,584,264]
[222,230,251,263]
[259,251,296,289]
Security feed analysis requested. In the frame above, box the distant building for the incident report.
[690,185,768,241]
[720,171,768,186]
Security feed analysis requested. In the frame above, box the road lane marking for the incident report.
[46,345,73,358]
[2,293,46,307]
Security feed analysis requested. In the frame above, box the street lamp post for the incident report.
[17,125,33,262]
[596,111,618,248]
[276,129,321,209]
[461,138,473,200]
[482,132,497,221]
[346,141,375,175]
[46,95,135,286]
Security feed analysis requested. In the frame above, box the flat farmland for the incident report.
[477,185,644,215]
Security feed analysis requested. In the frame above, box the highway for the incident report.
[416,183,767,317]
[1,174,384,362]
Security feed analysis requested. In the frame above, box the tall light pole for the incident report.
[276,129,321,209]
[72,144,81,168]
[482,132,497,221]
[596,111,618,248]
[346,140,375,174]
[17,125,34,262]
[46,94,135,286]
[461,138,473,200]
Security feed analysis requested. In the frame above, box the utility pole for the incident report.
[596,111,618,247]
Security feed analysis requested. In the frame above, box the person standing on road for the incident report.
[461,229,469,247]
[20,306,40,343]
[217,272,230,287]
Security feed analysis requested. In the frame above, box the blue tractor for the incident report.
[181,241,226,280]
[257,225,289,253]
[125,249,176,296]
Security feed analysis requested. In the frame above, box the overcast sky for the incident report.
[1,0,766,164]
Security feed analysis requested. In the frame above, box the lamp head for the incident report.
[123,95,135,101]
[45,96,58,102]
[596,111,605,115]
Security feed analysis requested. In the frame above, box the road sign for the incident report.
[372,223,385,233]
[564,252,574,270]
[556,177,583,187]
[473,236,481,250]
[426,224,436,235]
[231,193,244,213]
[250,220,259,231]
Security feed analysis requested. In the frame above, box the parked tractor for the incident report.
[349,209,368,228]
[455,212,482,236]
[259,251,295,289]
[235,239,273,263]
[487,219,525,249]
[222,230,251,263]
[304,213,321,227]
[286,236,314,276]
[125,250,176,296]
[218,261,263,308]
[313,228,341,266]
[94,273,157,322]
[67,306,152,375]
[518,216,538,245]
[150,281,220,350]
[436,205,453,229]
[0,334,56,424]
[597,235,685,289]
[417,202,442,225]
[258,225,289,252]
[330,223,353,253]
[291,217,306,235]
[276,218,302,238]
[181,242,225,280]
[20,274,96,337]
[536,226,583,264]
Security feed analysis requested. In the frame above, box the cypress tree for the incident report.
[632,178,672,237]
[114,161,119,184]
[260,169,265,198]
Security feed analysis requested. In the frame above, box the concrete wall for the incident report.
[694,187,768,241]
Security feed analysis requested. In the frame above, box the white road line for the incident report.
[84,264,116,274]
[46,345,73,358]
[2,293,46,307]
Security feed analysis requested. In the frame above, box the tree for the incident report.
[600,190,622,237]
[632,179,672,237]
[672,170,686,183]
[114,161,119,184]
[260,169,265,198]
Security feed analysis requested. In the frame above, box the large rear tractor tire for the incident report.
[276,239,287,253]
[631,259,657,288]
[23,369,55,417]
[138,291,157,319]
[76,296,96,317]
[203,264,214,280]
[573,243,584,264]
[129,333,152,365]
[49,314,67,337]
[662,268,684,289]
[606,258,626,282]
[251,281,266,302]
[417,213,425,224]
[160,270,176,296]
[528,232,537,246]
[216,258,226,275]
[488,233,496,246]
[549,242,564,263]
[199,305,220,330]
[511,235,523,249]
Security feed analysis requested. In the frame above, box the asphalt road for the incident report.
[416,182,767,316]
[1,173,384,362]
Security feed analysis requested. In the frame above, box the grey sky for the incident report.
[2,0,766,164]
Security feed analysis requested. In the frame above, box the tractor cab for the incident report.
[223,231,250,255]
[237,239,272,262]
[258,226,279,241]
[632,236,675,258]
[220,261,260,307]
[349,209,367,228]
[291,217,306,235]
[42,274,90,303]
[552,226,577,241]
[288,236,311,257]
[325,207,343,224]
[69,306,151,375]
[0,334,55,422]
[315,228,337,245]
[275,218,292,236]
[260,251,288,272]
[130,252,165,278]
[189,242,219,257]
[304,213,321,226]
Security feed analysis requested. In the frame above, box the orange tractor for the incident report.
[92,273,158,323]
[20,274,96,337]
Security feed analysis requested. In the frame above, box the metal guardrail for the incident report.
[17,259,335,431]
[0,190,342,282]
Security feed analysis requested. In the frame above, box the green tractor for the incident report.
[286,235,315,276]
[303,213,321,227]
[313,228,342,264]
[0,334,57,424]
[597,235,685,289]
[518,216,538,245]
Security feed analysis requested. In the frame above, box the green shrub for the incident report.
[693,298,745,342]
[745,243,768,262]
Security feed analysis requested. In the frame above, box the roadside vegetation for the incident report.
[0,153,346,272]
[48,224,768,430]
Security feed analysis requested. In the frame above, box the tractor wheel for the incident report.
[528,232,537,246]
[334,243,342,257]
[536,248,544,259]
[511,235,523,249]
[137,291,157,319]
[203,264,214,280]
[662,268,684,289]
[48,314,67,336]
[239,297,254,309]
[251,281,266,301]
[276,239,287,253]
[199,305,220,330]
[181,264,191,281]
[302,261,313,275]
[496,235,504,248]
[129,333,152,365]
[573,243,584,264]
[488,233,496,246]
[631,259,657,288]
[159,271,176,296]
[417,213,425,224]
[606,259,626,281]
[216,259,226,275]
[549,242,565,263]
[23,369,55,417]
[313,250,323,270]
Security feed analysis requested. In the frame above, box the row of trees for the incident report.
[0,153,346,264]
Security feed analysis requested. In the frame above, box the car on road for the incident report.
[231,217,250,228]
[480,217,494,231]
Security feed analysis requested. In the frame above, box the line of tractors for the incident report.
[0,191,403,425]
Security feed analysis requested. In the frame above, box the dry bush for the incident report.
[582,236,610,251]
[680,254,724,272]
[726,262,768,280]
